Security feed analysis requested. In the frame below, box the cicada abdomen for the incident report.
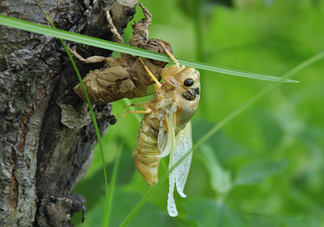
[71,2,173,104]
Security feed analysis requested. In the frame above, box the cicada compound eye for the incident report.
[183,78,194,87]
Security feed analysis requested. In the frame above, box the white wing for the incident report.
[174,122,192,198]
[155,103,193,217]
[167,121,193,217]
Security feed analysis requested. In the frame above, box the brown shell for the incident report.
[74,39,173,104]
[72,2,174,104]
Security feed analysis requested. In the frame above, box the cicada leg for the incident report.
[123,102,149,108]
[118,105,152,118]
[68,6,125,63]
[67,45,107,64]
[159,42,180,67]
[105,9,124,44]
[138,57,162,89]
[138,2,152,25]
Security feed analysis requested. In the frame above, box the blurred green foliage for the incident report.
[73,0,324,226]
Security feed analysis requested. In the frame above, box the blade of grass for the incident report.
[119,50,324,226]
[102,143,123,227]
[44,11,110,214]
[119,173,169,227]
[0,14,298,83]
[194,50,324,150]
[180,59,298,82]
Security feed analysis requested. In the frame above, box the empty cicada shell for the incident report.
[69,2,173,104]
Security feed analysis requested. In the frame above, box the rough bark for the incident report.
[0,0,137,226]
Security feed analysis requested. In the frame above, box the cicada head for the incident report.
[161,66,200,128]
[177,67,200,102]
[161,66,200,103]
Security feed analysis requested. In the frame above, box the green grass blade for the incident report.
[0,14,298,83]
[193,50,324,151]
[102,143,123,227]
[43,11,110,217]
[119,174,169,227]
[179,59,298,83]
[119,50,324,225]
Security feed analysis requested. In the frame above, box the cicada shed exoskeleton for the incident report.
[69,2,173,104]
[122,43,200,217]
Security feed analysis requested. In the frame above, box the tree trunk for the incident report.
[0,0,137,226]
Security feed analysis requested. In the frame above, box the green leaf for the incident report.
[234,160,289,185]
[245,214,322,227]
[200,144,232,195]
[0,14,299,83]
[74,188,177,227]
[183,198,247,227]
[273,216,321,227]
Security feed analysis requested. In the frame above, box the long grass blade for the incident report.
[119,50,324,225]
[193,50,324,150]
[102,143,123,227]
[44,11,110,217]
[0,14,298,83]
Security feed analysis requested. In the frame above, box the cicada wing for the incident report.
[157,104,177,158]
[156,103,193,217]
[168,121,193,217]
[157,121,171,158]
[174,121,193,198]
[155,103,178,217]
[167,141,178,216]
[167,179,178,217]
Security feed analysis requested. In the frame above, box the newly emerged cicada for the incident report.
[69,2,173,104]
[122,43,200,217]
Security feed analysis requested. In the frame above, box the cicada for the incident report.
[122,43,200,217]
[69,2,173,104]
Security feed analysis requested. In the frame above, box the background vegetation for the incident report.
[73,0,324,226]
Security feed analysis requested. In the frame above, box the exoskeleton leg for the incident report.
[138,57,162,89]
[67,45,107,64]
[105,9,124,44]
[138,2,152,25]
[67,6,125,63]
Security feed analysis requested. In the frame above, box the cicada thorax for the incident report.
[164,66,201,128]
[73,39,173,104]
[133,65,201,186]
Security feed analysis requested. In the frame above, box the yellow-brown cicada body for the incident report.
[69,2,173,104]
[122,43,200,217]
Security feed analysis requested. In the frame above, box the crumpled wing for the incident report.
[157,104,177,158]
